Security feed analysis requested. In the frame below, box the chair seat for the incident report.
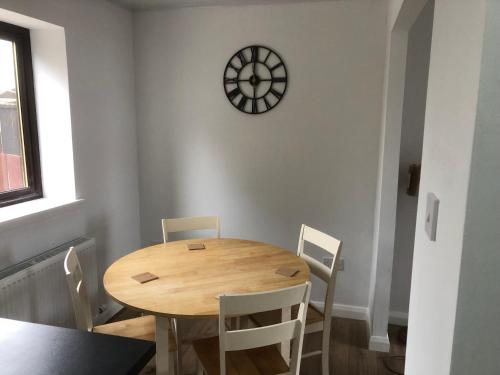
[250,304,324,328]
[193,336,289,375]
[94,315,176,351]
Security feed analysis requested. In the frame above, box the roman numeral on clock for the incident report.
[263,50,272,64]
[252,99,258,114]
[227,87,241,101]
[264,97,272,111]
[270,62,284,72]
[224,77,238,84]
[237,51,247,65]
[270,88,283,100]
[238,96,248,111]
[271,77,287,83]
[250,46,259,63]
[229,62,241,73]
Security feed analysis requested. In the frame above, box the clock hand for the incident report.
[252,49,258,100]
[253,48,257,78]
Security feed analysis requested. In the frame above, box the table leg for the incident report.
[281,306,291,364]
[156,316,171,375]
[173,317,183,375]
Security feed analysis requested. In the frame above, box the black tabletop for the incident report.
[0,318,155,375]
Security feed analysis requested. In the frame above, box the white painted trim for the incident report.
[333,303,369,321]
[0,10,77,208]
[389,310,408,326]
[369,334,390,352]
[311,301,369,322]
[311,301,405,351]
[366,304,372,347]
[111,0,343,11]
[369,0,432,349]
[314,301,391,353]
[0,199,84,232]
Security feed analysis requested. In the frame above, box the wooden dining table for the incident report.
[103,238,310,375]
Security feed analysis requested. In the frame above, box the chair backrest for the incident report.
[161,216,220,242]
[218,282,312,375]
[297,225,342,324]
[64,247,93,332]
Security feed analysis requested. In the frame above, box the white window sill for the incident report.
[0,198,84,232]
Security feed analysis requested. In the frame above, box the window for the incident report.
[0,21,41,207]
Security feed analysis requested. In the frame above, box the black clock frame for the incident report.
[223,45,288,115]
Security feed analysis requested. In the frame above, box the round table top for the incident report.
[103,238,310,318]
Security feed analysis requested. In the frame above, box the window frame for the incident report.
[0,20,42,208]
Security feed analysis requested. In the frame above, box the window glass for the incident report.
[0,39,27,193]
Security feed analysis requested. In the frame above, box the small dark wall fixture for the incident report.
[223,45,288,115]
[407,164,421,197]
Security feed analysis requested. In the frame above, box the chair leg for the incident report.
[280,306,292,364]
[321,350,329,375]
[156,317,171,375]
[169,352,175,375]
[172,317,183,375]
[196,360,204,375]
[321,331,330,375]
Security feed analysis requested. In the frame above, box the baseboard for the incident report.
[389,310,408,326]
[313,301,391,352]
[333,303,370,321]
[369,334,391,352]
[366,305,372,348]
[94,300,123,325]
[311,301,369,321]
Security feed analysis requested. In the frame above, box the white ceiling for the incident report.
[109,0,350,11]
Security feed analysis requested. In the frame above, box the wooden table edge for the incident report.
[103,238,311,319]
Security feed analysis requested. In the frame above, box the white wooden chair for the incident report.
[161,216,220,242]
[193,281,312,375]
[64,247,177,374]
[251,225,342,375]
[161,215,220,375]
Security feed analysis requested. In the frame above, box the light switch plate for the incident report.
[425,193,439,241]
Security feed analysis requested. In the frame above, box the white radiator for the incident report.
[0,237,98,328]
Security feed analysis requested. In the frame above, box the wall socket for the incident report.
[323,257,344,271]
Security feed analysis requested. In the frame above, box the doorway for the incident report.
[369,0,435,357]
[389,0,434,327]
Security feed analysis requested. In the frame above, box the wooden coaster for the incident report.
[187,243,206,250]
[132,272,159,284]
[275,267,299,278]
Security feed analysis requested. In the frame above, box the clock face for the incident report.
[223,45,288,115]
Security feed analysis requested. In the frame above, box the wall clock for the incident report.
[223,45,288,115]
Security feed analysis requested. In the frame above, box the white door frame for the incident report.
[368,0,431,351]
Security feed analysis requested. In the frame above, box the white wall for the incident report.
[405,0,487,373]
[389,0,433,320]
[134,1,388,308]
[450,1,500,373]
[387,0,404,30]
[0,0,141,307]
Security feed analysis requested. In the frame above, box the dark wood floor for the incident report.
[112,309,406,375]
